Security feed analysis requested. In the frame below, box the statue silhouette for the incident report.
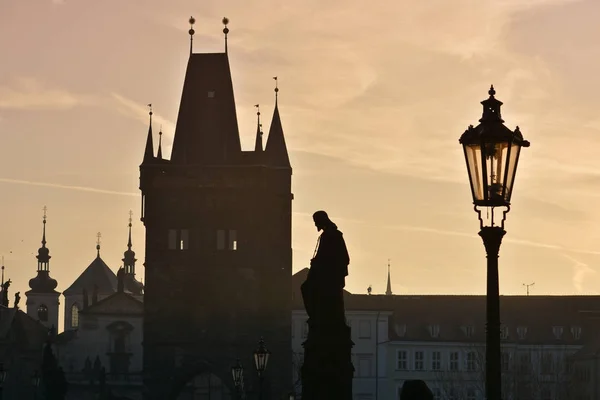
[300,210,353,400]
[301,210,350,327]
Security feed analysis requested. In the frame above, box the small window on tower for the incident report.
[38,304,49,322]
[180,229,189,250]
[168,229,177,250]
[228,230,237,251]
[71,304,80,328]
[217,230,225,250]
[207,91,215,98]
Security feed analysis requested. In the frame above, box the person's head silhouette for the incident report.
[400,380,434,400]
[313,210,333,232]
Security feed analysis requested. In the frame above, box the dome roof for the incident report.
[28,271,58,293]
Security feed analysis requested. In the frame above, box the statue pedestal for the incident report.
[301,322,354,400]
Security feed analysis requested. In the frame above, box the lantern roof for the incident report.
[459,86,530,148]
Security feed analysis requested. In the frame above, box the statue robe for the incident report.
[301,224,350,326]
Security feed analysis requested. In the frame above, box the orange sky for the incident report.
[2,0,600,320]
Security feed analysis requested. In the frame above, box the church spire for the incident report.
[385,259,392,296]
[254,104,263,152]
[265,77,290,167]
[157,128,163,160]
[142,104,155,163]
[28,206,58,293]
[36,206,51,271]
[123,211,137,275]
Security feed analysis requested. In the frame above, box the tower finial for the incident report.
[96,232,102,257]
[148,103,153,122]
[42,205,47,247]
[273,76,279,103]
[1,256,4,286]
[385,258,393,296]
[128,210,133,250]
[189,16,196,55]
[157,127,163,160]
[254,104,263,152]
[489,84,496,97]
[222,17,230,54]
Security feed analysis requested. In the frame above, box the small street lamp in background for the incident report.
[231,359,244,400]
[253,337,270,400]
[459,85,530,400]
[288,391,295,400]
[0,363,7,400]
[31,370,40,399]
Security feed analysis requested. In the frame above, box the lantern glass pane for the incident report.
[465,144,484,201]
[482,141,509,204]
[504,143,521,202]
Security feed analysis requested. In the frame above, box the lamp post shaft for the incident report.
[258,376,263,400]
[480,226,505,400]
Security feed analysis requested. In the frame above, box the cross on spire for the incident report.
[43,205,47,220]
[96,232,102,257]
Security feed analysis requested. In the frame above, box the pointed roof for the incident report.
[122,213,143,295]
[80,291,143,316]
[265,103,290,167]
[254,105,263,152]
[142,108,155,164]
[28,208,58,294]
[170,53,242,165]
[63,254,117,296]
[386,260,393,296]
[157,129,163,160]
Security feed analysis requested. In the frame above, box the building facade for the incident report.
[139,25,293,400]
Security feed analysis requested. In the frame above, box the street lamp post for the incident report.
[231,359,244,400]
[0,363,6,400]
[31,370,40,400]
[253,337,270,400]
[459,85,530,400]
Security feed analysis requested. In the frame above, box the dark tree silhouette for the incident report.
[41,340,68,399]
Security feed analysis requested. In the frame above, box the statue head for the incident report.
[313,210,333,232]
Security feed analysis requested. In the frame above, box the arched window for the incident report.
[71,303,80,328]
[37,304,48,322]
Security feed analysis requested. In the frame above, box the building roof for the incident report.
[62,255,117,296]
[170,53,242,165]
[0,306,48,352]
[80,291,143,316]
[291,269,600,346]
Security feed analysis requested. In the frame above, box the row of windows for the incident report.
[396,349,575,374]
[396,324,582,340]
[167,229,238,251]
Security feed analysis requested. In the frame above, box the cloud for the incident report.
[110,93,176,153]
[560,253,597,293]
[0,78,91,110]
[0,178,137,197]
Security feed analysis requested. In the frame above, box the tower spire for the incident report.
[265,77,290,167]
[157,127,163,160]
[223,17,230,54]
[385,259,392,296]
[96,232,102,258]
[189,17,196,56]
[1,256,4,287]
[36,206,51,271]
[122,211,142,294]
[142,104,155,163]
[254,104,263,152]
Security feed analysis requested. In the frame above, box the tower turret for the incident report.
[122,211,143,296]
[26,206,60,330]
[265,77,291,167]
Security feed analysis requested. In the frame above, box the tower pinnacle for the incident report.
[254,104,263,152]
[189,16,196,55]
[157,127,163,160]
[273,76,279,103]
[96,232,102,257]
[385,259,392,296]
[223,17,230,54]
[142,104,155,163]
[29,207,58,292]
[37,206,51,271]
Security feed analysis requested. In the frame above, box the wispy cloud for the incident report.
[560,253,597,293]
[110,92,176,153]
[0,178,137,197]
[0,78,91,110]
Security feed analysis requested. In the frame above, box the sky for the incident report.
[2,0,600,323]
